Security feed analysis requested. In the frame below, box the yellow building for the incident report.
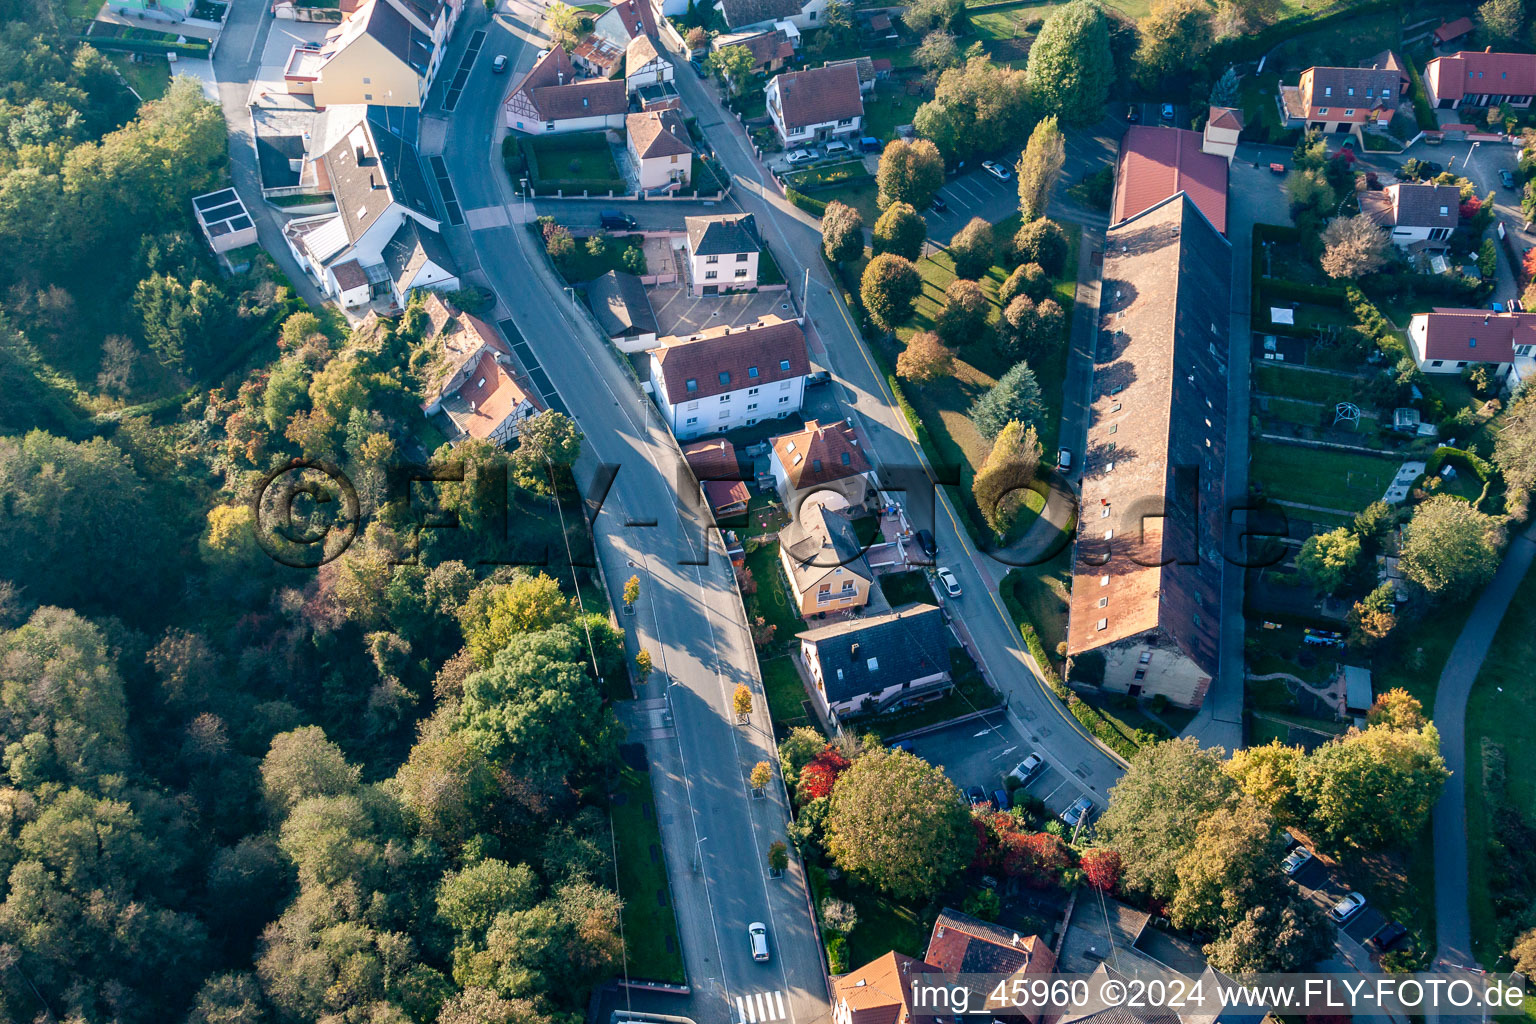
[776,503,871,617]
[284,0,435,108]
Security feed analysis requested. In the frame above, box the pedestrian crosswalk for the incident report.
[736,991,788,1024]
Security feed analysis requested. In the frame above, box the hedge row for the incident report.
[1426,445,1495,483]
[1067,696,1139,760]
[1262,277,1349,306]
[78,35,212,57]
[1405,58,1439,133]
[786,188,826,215]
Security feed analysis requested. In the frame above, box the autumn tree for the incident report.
[904,0,965,33]
[1000,294,1065,362]
[1013,218,1070,276]
[822,200,865,264]
[778,726,825,786]
[800,746,853,799]
[1169,799,1286,931]
[1025,0,1114,124]
[860,253,922,330]
[751,761,772,791]
[1225,739,1304,824]
[826,748,976,899]
[511,410,583,493]
[1479,0,1525,42]
[1367,688,1427,731]
[733,683,754,722]
[1320,214,1389,279]
[1296,527,1361,595]
[1082,849,1122,892]
[1347,583,1398,648]
[459,572,575,666]
[1494,389,1536,515]
[1016,116,1065,222]
[546,2,583,49]
[913,57,1032,164]
[898,330,957,383]
[623,574,640,607]
[707,45,755,95]
[1204,897,1335,972]
[972,420,1042,536]
[635,648,653,682]
[935,278,990,346]
[872,201,927,260]
[1214,0,1280,34]
[1295,722,1449,852]
[768,839,790,873]
[1399,495,1502,598]
[1134,0,1214,88]
[914,30,962,79]
[970,361,1045,439]
[949,217,996,279]
[876,138,945,211]
[1000,262,1050,306]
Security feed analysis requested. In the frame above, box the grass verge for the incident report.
[611,767,686,984]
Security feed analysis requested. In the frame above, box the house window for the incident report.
[1318,107,1329,114]
[1134,669,1146,680]
[1324,86,1332,96]
[780,380,790,389]
[748,367,759,378]
[705,271,718,279]
[686,378,698,392]
[1100,507,1110,518]
[818,583,830,594]
[1469,338,1477,348]
[1098,597,1108,608]
[779,359,791,370]
[736,253,748,262]
[545,121,555,131]
[779,396,789,403]
[707,255,719,263]
[1457,361,1468,367]
[1440,205,1449,216]
[1100,575,1109,586]
[1431,359,1443,367]
[748,387,759,395]
[1346,86,1354,96]
[837,117,852,126]
[1345,109,1355,116]
[1104,529,1113,540]
[686,416,697,425]
[365,93,374,101]
[1108,424,1117,434]
[1138,651,1151,664]
[720,394,730,403]
[363,76,372,84]
[735,269,748,278]
[687,401,698,410]
[719,371,731,385]
[1095,618,1108,631]
[747,403,758,410]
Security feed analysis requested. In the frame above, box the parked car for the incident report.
[600,209,637,231]
[805,370,831,386]
[1281,829,1301,850]
[1126,104,1139,122]
[536,48,549,61]
[1269,162,1286,175]
[1056,447,1072,471]
[491,53,509,73]
[982,159,1011,181]
[1367,921,1409,953]
[748,922,770,962]
[1160,102,1175,122]
[915,529,936,558]
[1282,846,1313,875]
[1328,892,1367,923]
[936,567,962,597]
[1501,168,1517,189]
[966,785,991,809]
[860,136,883,153]
[889,739,914,753]
[1061,795,1094,828]
[824,140,852,156]
[689,58,705,77]
[929,194,948,212]
[992,789,1010,811]
[1009,753,1044,783]
[786,148,817,165]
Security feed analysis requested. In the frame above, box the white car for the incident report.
[536,48,550,61]
[1009,753,1043,783]
[786,149,817,165]
[936,567,962,597]
[824,140,852,155]
[748,921,770,962]
[1282,847,1313,875]
[1329,892,1366,923]
[982,160,1012,181]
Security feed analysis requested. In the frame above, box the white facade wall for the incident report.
[504,109,625,134]
[688,247,759,292]
[650,355,807,440]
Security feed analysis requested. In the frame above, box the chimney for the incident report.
[558,70,565,84]
[1487,45,1493,52]
[850,642,860,658]
[1012,933,1022,946]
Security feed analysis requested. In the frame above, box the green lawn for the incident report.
[1000,546,1073,670]
[877,569,937,607]
[1465,572,1536,968]
[1251,364,1361,405]
[809,865,932,965]
[1249,439,1402,513]
[610,768,685,984]
[862,86,924,142]
[761,654,812,729]
[560,234,644,285]
[527,132,621,183]
[785,159,868,190]
[759,245,786,286]
[110,54,171,101]
[741,539,803,654]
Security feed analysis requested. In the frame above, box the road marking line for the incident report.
[774,991,786,1019]
[755,992,768,1020]
[737,996,748,1023]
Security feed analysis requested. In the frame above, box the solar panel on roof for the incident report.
[193,188,239,210]
[229,215,252,231]
[203,202,245,222]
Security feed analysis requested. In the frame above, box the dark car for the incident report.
[916,529,936,558]
[1126,104,1139,122]
[929,194,948,212]
[1160,102,1175,121]
[966,785,991,809]
[1367,922,1408,953]
[689,58,705,78]
[491,53,509,74]
[992,789,1010,811]
[599,209,638,231]
[1501,168,1518,189]
[860,136,883,153]
[805,370,831,386]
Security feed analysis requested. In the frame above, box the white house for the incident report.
[1202,106,1243,163]
[504,46,628,134]
[719,0,825,33]
[649,315,810,440]
[418,292,545,445]
[281,0,461,109]
[1359,183,1460,249]
[627,109,692,191]
[1407,309,1533,376]
[282,108,457,310]
[768,418,873,518]
[625,34,672,93]
[684,213,761,295]
[766,63,862,146]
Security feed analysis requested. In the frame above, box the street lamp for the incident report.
[692,835,708,874]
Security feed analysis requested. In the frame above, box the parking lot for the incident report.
[897,709,1098,821]
[1287,848,1391,946]
[924,167,1017,244]
[648,286,796,336]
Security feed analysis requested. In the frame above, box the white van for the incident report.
[748,922,770,962]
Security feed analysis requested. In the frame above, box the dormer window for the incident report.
[1324,86,1332,96]
[686,378,698,391]
[779,359,791,370]
[719,371,730,385]
[1440,205,1449,216]
[841,452,851,465]
[748,366,759,377]
[1470,337,1477,347]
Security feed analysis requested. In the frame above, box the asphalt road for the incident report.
[428,8,828,1024]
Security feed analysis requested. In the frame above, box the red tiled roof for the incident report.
[1426,50,1536,103]
[682,437,741,480]
[1207,105,1244,131]
[770,419,869,489]
[653,315,809,402]
[531,78,627,120]
[1113,126,1228,235]
[453,351,537,439]
[703,478,750,514]
[771,64,863,129]
[1434,16,1474,43]
[831,952,941,1024]
[1414,309,1524,364]
[627,108,692,159]
[1298,65,1401,122]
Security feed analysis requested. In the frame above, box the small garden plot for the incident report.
[610,767,685,984]
[784,159,870,191]
[1249,439,1403,513]
[555,233,645,285]
[877,570,936,607]
[861,87,924,143]
[520,132,625,194]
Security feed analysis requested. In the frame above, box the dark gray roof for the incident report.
[324,106,438,244]
[719,0,802,29]
[365,0,433,76]
[587,270,658,337]
[686,213,760,256]
[778,503,870,594]
[382,217,456,292]
[1391,183,1461,229]
[796,603,951,705]
[256,134,305,189]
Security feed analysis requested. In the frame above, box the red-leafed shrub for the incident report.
[799,746,851,799]
[1081,848,1123,893]
[999,831,1073,887]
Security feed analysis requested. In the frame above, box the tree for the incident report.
[1001,294,1065,362]
[821,897,858,933]
[1170,799,1285,931]
[733,683,754,722]
[1001,262,1050,306]
[779,727,825,786]
[861,253,923,330]
[1295,722,1449,851]
[545,224,575,264]
[876,138,946,211]
[1016,116,1065,222]
[913,58,1032,164]
[898,330,957,382]
[949,217,995,279]
[1285,167,1337,218]
[1320,214,1390,279]
[1494,390,1536,514]
[1097,737,1238,901]
[460,573,575,666]
[873,201,927,260]
[1134,0,1214,87]
[260,726,361,817]
[1203,895,1335,972]
[826,749,976,900]
[1513,927,1536,976]
[1000,830,1075,887]
[635,649,653,682]
[1353,500,1397,546]
[1368,688,1427,731]
[822,200,865,264]
[134,272,228,373]
[706,45,755,95]
[970,361,1045,439]
[1026,0,1114,124]
[1013,218,1070,276]
[751,761,773,792]
[1215,0,1281,33]
[1347,583,1398,648]
[623,574,641,607]
[800,745,853,799]
[1399,495,1501,598]
[972,420,1042,535]
[810,0,856,55]
[914,30,962,79]
[546,2,583,48]
[511,410,583,493]
[437,860,541,944]
[1295,527,1361,595]
[1209,66,1241,107]
[1479,0,1525,42]
[1224,740,1304,824]
[1082,849,1122,893]
[768,839,790,873]
[905,0,965,33]
[935,278,990,346]
[685,25,707,50]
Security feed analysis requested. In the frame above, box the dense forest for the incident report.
[0,1,633,1021]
